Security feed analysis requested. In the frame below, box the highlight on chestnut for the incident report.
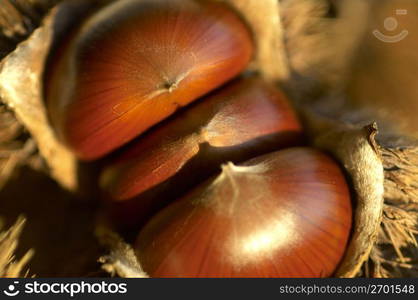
[135,148,353,278]
[45,0,254,160]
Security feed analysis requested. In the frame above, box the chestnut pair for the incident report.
[45,0,352,277]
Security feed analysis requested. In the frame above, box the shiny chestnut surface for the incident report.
[100,77,303,228]
[101,77,303,201]
[135,148,352,277]
[45,0,254,160]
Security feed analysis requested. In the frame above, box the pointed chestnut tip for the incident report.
[220,161,237,174]
[219,161,264,179]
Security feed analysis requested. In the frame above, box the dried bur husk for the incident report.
[0,0,59,59]
[0,0,109,191]
[96,222,147,278]
[0,0,59,189]
[282,0,418,277]
[0,0,417,277]
[281,0,371,91]
[344,0,418,140]
[369,144,418,278]
[0,0,106,277]
[299,106,418,278]
[0,216,33,277]
[0,105,39,190]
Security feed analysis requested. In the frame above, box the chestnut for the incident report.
[135,148,352,278]
[100,77,304,229]
[45,0,254,160]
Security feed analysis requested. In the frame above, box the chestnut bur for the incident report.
[100,77,304,229]
[135,148,353,278]
[3,0,416,281]
[40,0,355,279]
[45,0,254,160]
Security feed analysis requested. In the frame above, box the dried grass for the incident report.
[0,216,33,277]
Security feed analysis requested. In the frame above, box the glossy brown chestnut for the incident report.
[135,148,352,278]
[100,77,304,228]
[45,0,254,160]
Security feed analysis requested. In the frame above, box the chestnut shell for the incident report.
[45,0,254,160]
[135,148,352,277]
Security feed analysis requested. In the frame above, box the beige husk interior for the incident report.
[0,0,416,277]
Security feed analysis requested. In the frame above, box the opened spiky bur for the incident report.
[0,0,417,277]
